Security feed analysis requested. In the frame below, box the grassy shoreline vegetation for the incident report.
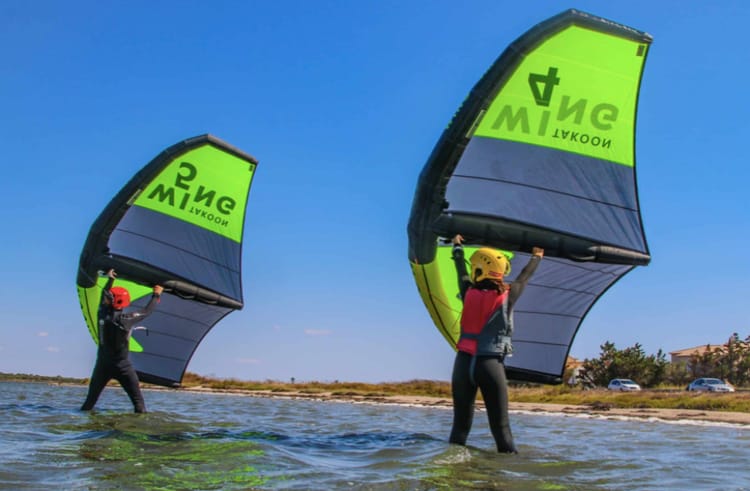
[3,371,749,413]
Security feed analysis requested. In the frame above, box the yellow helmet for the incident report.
[470,248,511,282]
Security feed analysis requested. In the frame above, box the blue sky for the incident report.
[1,1,748,383]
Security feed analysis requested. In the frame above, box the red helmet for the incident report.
[110,287,131,309]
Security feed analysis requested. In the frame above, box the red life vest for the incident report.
[457,288,508,355]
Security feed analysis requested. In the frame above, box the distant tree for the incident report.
[723,333,750,386]
[732,334,750,386]
[664,361,692,387]
[578,341,616,387]
[688,345,720,379]
[689,333,750,386]
[580,341,667,388]
[641,347,669,386]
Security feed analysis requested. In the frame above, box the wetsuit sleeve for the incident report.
[452,244,473,301]
[100,276,115,307]
[508,255,541,308]
[121,293,161,326]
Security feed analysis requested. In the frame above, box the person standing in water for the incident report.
[449,234,543,453]
[81,269,163,413]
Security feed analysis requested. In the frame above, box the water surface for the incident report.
[2,381,749,490]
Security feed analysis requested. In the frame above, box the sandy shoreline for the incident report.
[176,386,750,427]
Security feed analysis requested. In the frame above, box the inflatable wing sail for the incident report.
[408,10,652,384]
[77,135,258,387]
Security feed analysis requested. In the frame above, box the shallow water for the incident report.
[2,381,749,490]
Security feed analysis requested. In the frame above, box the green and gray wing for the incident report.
[77,135,258,387]
[408,9,652,384]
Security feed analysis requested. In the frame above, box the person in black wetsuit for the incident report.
[81,269,163,413]
[449,234,543,453]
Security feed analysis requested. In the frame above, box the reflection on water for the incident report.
[2,382,750,490]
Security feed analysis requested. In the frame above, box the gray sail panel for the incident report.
[109,206,242,301]
[445,137,646,253]
[505,254,632,379]
[129,294,232,384]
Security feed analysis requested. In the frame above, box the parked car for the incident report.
[607,378,642,391]
[686,378,735,392]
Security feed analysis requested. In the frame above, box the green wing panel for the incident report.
[133,145,255,243]
[474,24,648,166]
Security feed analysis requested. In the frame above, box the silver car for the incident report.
[607,378,642,391]
[686,378,735,392]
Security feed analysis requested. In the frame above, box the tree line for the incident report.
[576,333,750,388]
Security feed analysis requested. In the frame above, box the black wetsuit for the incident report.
[449,245,540,453]
[81,277,160,413]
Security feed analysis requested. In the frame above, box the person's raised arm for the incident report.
[124,285,163,321]
[100,269,116,306]
[451,235,472,300]
[508,247,543,306]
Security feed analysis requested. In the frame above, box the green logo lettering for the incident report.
[491,105,530,133]
[528,67,560,107]
[145,161,237,219]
